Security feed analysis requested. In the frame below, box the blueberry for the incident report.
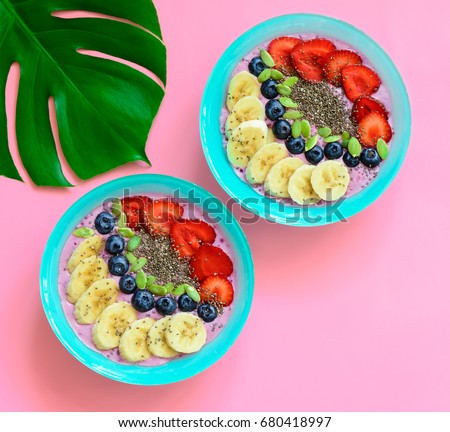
[197,304,218,323]
[324,142,344,160]
[119,274,137,295]
[273,119,291,139]
[261,79,278,99]
[248,57,268,76]
[94,211,115,234]
[178,294,198,312]
[131,290,155,312]
[305,146,325,165]
[265,100,285,121]
[105,235,125,255]
[285,136,305,154]
[155,297,177,316]
[360,147,381,168]
[343,151,360,168]
[108,254,129,276]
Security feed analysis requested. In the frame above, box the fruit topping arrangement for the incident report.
[223,35,393,204]
[63,196,235,364]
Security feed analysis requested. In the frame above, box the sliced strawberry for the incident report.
[198,276,234,307]
[323,50,362,86]
[352,96,389,123]
[342,65,381,102]
[121,196,150,230]
[144,200,184,235]
[190,244,233,282]
[357,112,393,147]
[268,36,302,74]
[170,219,216,258]
[291,38,336,83]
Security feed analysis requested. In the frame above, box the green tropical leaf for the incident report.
[0,0,166,186]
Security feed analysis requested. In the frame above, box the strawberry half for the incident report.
[190,244,233,282]
[323,50,362,86]
[342,65,381,102]
[144,200,184,235]
[352,96,389,123]
[170,219,216,258]
[357,112,393,147]
[291,38,336,83]
[198,276,234,307]
[121,196,150,229]
[268,36,302,74]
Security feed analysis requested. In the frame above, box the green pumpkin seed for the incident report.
[279,97,298,108]
[126,235,141,252]
[342,139,349,149]
[348,137,362,157]
[324,135,341,143]
[125,251,137,265]
[276,84,292,96]
[148,284,167,296]
[117,212,127,228]
[73,227,94,238]
[260,49,275,67]
[185,285,201,303]
[136,270,147,290]
[270,69,284,80]
[283,110,303,120]
[146,275,156,287]
[257,69,271,83]
[118,227,134,238]
[342,131,351,142]
[283,76,299,87]
[111,198,122,218]
[164,282,175,293]
[172,284,187,296]
[130,257,147,272]
[318,127,332,138]
[305,135,319,152]
[300,119,311,139]
[376,138,389,160]
[291,120,302,139]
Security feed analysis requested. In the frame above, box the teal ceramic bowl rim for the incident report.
[200,13,411,226]
[40,174,254,385]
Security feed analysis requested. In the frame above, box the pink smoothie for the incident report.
[220,34,394,204]
[58,196,235,367]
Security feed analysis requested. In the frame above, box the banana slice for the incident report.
[225,96,265,138]
[310,160,350,201]
[266,128,276,144]
[288,165,321,205]
[66,256,108,304]
[119,318,156,363]
[227,120,268,168]
[147,316,179,358]
[74,278,119,325]
[227,71,260,111]
[165,313,207,354]
[67,235,103,273]
[246,142,289,184]
[264,157,304,198]
[92,302,137,350]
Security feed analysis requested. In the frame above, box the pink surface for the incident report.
[0,0,446,412]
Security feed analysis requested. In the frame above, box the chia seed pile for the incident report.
[290,78,357,136]
[137,230,199,288]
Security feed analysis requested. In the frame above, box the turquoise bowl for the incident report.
[200,14,411,226]
[40,174,254,385]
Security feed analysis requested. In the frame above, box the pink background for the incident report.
[0,0,447,412]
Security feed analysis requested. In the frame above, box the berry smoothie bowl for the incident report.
[200,14,411,226]
[40,175,254,385]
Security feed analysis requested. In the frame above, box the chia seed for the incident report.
[290,78,357,135]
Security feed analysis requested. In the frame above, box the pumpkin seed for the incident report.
[270,69,284,80]
[118,227,134,238]
[130,257,147,272]
[146,275,156,287]
[348,137,362,157]
[305,135,318,152]
[136,270,147,289]
[291,120,302,139]
[342,131,351,141]
[324,135,341,143]
[318,127,332,138]
[125,251,137,265]
[148,284,167,296]
[165,282,175,293]
[279,97,298,108]
[257,69,271,83]
[73,227,94,238]
[376,138,389,160]
[111,198,122,218]
[185,285,201,303]
[283,76,299,87]
[126,235,141,252]
[260,49,275,67]
[117,212,127,228]
[172,284,187,296]
[276,84,292,96]
[283,110,303,120]
[300,119,311,139]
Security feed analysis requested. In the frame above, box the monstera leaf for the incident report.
[0,0,166,186]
